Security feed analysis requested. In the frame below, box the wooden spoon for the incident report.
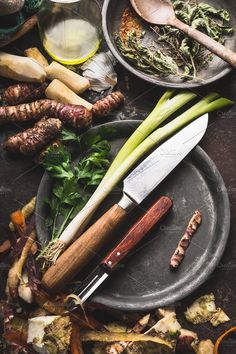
[130,0,236,68]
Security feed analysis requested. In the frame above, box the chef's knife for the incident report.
[42,114,208,293]
[67,196,172,308]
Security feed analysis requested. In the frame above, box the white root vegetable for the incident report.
[45,79,93,110]
[24,47,49,68]
[0,51,46,82]
[45,61,90,94]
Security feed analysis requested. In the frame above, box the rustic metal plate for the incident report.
[36,121,230,310]
[102,0,236,88]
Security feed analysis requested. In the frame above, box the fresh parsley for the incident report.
[43,137,111,240]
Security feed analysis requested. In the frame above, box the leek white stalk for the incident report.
[43,92,233,264]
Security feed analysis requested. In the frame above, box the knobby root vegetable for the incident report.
[9,196,36,232]
[0,99,92,128]
[16,230,36,281]
[1,82,48,105]
[93,91,125,117]
[5,117,62,156]
[24,47,49,68]
[0,51,46,82]
[46,61,90,93]
[80,330,172,348]
[170,210,202,271]
[45,79,93,110]
[10,210,26,235]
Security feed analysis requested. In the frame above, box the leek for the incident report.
[102,90,197,181]
[44,92,233,264]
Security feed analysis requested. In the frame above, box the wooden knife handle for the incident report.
[41,204,128,293]
[102,196,173,270]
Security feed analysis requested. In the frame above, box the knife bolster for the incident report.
[118,193,136,212]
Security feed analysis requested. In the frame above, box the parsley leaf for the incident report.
[43,138,111,239]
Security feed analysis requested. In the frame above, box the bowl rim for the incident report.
[102,0,232,89]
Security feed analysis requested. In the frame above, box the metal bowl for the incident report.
[102,0,236,88]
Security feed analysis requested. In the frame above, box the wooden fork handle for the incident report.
[172,17,236,68]
[41,203,128,293]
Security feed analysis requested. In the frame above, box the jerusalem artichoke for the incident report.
[93,91,125,117]
[1,82,48,105]
[0,99,92,128]
[5,118,62,155]
[170,210,202,270]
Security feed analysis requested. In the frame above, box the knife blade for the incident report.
[42,114,208,293]
[67,196,172,308]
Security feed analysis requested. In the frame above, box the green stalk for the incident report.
[57,93,233,249]
[95,93,232,200]
[101,90,197,182]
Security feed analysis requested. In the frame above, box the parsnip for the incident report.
[45,79,93,110]
[24,47,49,68]
[46,61,90,94]
[0,51,46,82]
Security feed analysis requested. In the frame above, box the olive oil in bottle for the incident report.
[38,0,101,65]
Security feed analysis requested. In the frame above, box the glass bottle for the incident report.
[37,0,102,65]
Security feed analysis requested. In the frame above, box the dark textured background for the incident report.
[0,3,236,352]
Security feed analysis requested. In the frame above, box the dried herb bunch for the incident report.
[117,0,234,79]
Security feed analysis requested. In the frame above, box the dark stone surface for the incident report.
[0,18,236,354]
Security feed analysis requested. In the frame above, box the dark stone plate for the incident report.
[102,0,236,88]
[36,120,230,310]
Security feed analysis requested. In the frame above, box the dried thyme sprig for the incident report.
[116,31,179,76]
